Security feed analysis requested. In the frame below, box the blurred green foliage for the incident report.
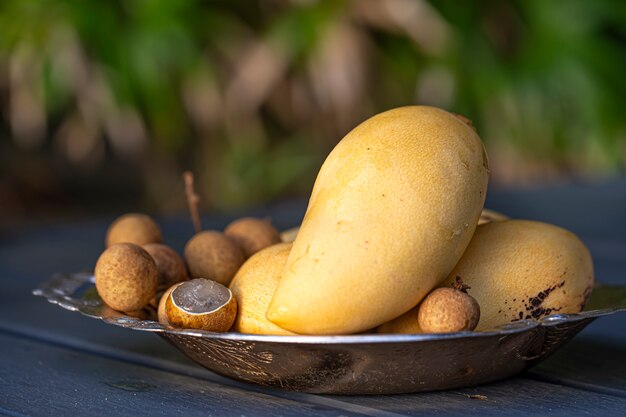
[1,0,626,215]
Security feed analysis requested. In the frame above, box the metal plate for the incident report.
[34,273,626,395]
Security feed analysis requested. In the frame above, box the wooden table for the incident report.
[2,180,626,416]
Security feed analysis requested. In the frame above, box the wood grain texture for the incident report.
[528,336,626,397]
[0,332,363,417]
[329,377,626,417]
[0,326,413,417]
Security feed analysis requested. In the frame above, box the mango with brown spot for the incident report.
[380,220,594,332]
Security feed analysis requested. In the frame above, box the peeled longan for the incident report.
[95,243,158,312]
[143,243,188,289]
[106,213,162,248]
[417,286,480,333]
[224,217,281,258]
[184,231,245,286]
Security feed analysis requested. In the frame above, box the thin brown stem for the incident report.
[183,171,202,234]
[452,276,471,293]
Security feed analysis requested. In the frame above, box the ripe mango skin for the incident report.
[280,208,506,244]
[380,220,595,333]
[229,243,295,335]
[446,220,594,330]
[267,106,489,334]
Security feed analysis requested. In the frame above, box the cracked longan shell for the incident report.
[157,285,176,326]
[184,231,245,286]
[224,217,281,258]
[417,288,480,333]
[106,213,162,247]
[95,243,158,312]
[143,243,188,289]
[165,280,237,331]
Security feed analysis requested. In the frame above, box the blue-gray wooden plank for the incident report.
[329,378,626,417]
[4,328,626,417]
[0,331,375,417]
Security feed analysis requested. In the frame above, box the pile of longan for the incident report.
[94,213,282,330]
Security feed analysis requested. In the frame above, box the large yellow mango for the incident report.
[267,106,489,334]
[445,220,594,330]
[379,220,595,333]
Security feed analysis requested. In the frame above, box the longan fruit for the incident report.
[143,243,189,289]
[95,243,158,312]
[106,213,162,247]
[184,230,245,286]
[224,217,281,258]
[417,280,480,333]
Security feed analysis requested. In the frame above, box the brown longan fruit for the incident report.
[184,230,245,286]
[143,243,189,290]
[95,243,158,312]
[105,213,163,248]
[224,217,281,258]
[417,280,480,333]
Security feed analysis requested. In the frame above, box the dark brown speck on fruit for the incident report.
[513,281,566,321]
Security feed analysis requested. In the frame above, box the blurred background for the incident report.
[2,0,626,224]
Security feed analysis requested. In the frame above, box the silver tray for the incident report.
[34,273,626,395]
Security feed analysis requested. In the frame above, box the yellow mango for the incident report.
[229,243,295,335]
[267,106,489,334]
[380,220,594,332]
